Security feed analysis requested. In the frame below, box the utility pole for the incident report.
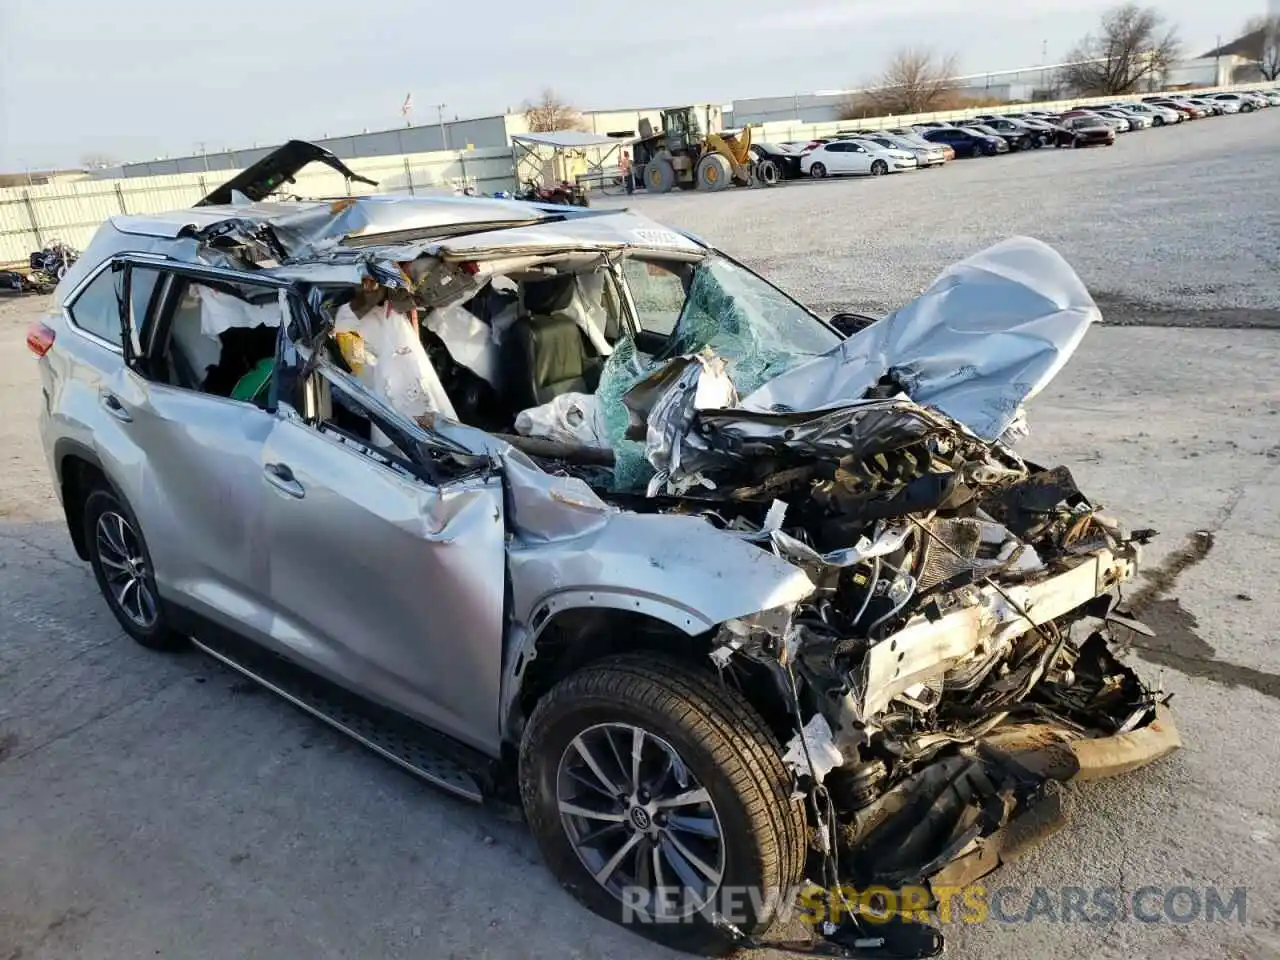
[435,103,449,150]
[1214,34,1222,85]
[195,142,209,171]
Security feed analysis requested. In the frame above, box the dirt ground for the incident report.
[2,113,1280,960]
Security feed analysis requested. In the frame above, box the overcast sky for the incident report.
[0,0,1262,169]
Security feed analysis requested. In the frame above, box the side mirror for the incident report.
[829,312,879,337]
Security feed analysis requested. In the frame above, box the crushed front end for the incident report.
[704,446,1178,896]
[595,238,1181,949]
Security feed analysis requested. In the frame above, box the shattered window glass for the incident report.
[595,337,656,490]
[662,257,839,397]
[596,256,841,491]
[620,259,687,336]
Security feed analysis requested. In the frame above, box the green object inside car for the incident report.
[230,357,274,405]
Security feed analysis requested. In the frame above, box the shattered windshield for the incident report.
[659,256,839,391]
[598,255,841,490]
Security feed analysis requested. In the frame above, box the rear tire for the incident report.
[84,486,182,650]
[809,161,827,179]
[646,158,677,194]
[520,654,807,955]
[754,159,780,186]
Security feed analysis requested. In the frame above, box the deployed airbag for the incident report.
[335,301,457,422]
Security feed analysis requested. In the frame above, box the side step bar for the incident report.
[191,636,485,802]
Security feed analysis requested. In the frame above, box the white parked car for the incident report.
[1114,102,1181,125]
[1211,92,1262,112]
[860,132,949,167]
[1094,110,1136,131]
[1202,98,1241,114]
[1105,108,1153,129]
[801,139,917,178]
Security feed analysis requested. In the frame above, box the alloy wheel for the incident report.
[95,511,158,629]
[556,722,725,917]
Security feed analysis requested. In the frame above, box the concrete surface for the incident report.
[2,110,1279,960]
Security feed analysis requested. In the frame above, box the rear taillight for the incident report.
[26,320,56,357]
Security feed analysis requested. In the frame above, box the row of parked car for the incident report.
[744,88,1279,179]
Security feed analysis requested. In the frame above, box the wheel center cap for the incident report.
[630,807,652,830]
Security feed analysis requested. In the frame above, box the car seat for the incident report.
[503,275,602,412]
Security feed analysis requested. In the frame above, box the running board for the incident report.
[191,636,485,802]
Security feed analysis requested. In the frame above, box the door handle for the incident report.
[263,462,305,499]
[100,392,132,423]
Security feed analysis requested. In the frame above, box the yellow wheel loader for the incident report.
[633,107,773,194]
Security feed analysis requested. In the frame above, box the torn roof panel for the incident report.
[429,212,706,259]
[266,195,558,253]
[117,196,704,267]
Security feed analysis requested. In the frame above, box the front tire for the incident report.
[84,486,181,650]
[809,161,827,178]
[520,655,807,954]
[870,160,888,176]
[696,154,732,192]
[646,158,677,194]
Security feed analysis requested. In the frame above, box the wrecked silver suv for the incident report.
[33,142,1178,958]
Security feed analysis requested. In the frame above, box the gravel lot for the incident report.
[605,110,1280,328]
[2,110,1279,960]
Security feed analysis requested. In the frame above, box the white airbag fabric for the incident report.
[335,302,457,421]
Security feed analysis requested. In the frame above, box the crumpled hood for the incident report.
[741,236,1100,441]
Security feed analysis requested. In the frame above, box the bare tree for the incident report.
[522,89,586,133]
[858,48,960,117]
[1060,4,1181,95]
[1244,15,1280,81]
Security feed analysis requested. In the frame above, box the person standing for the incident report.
[619,149,634,195]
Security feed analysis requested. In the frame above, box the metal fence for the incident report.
[0,146,519,265]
